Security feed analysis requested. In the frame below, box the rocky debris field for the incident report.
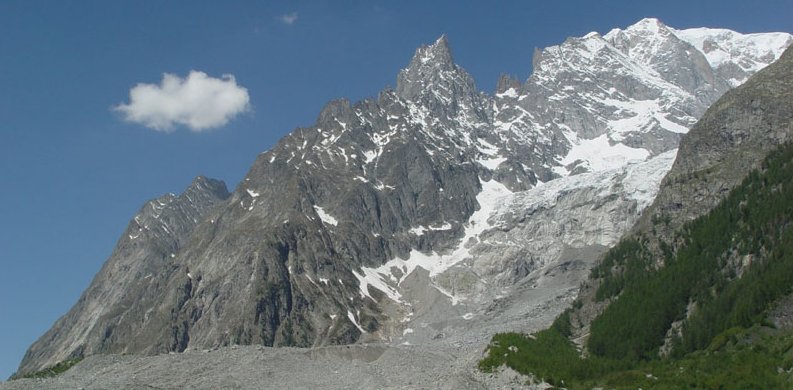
[1,268,574,389]
[1,343,547,390]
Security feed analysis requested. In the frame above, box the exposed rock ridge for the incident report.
[16,177,229,375]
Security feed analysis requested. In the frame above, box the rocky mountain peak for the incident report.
[187,176,230,200]
[316,98,353,125]
[124,175,229,255]
[629,17,667,33]
[603,18,676,44]
[414,34,454,68]
[395,35,478,107]
[604,17,683,65]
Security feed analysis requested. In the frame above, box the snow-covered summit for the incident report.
[603,18,793,87]
[672,27,792,86]
[498,18,792,179]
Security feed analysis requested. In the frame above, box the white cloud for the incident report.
[114,71,250,132]
[279,12,298,25]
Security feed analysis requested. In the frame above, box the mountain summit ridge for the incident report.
[15,19,792,377]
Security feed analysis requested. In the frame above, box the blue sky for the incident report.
[1,0,791,379]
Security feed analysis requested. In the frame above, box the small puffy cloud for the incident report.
[279,12,298,25]
[115,71,250,132]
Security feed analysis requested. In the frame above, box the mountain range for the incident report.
[12,18,793,385]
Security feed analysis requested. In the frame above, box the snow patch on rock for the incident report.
[313,206,338,226]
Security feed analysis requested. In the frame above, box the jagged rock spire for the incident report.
[406,35,455,71]
[396,35,475,102]
[395,35,483,121]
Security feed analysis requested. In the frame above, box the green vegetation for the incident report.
[15,358,83,379]
[481,326,793,388]
[590,238,654,302]
[479,327,631,387]
[481,142,793,387]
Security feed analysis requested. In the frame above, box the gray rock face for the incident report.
[17,177,229,375]
[381,150,676,350]
[15,19,791,378]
